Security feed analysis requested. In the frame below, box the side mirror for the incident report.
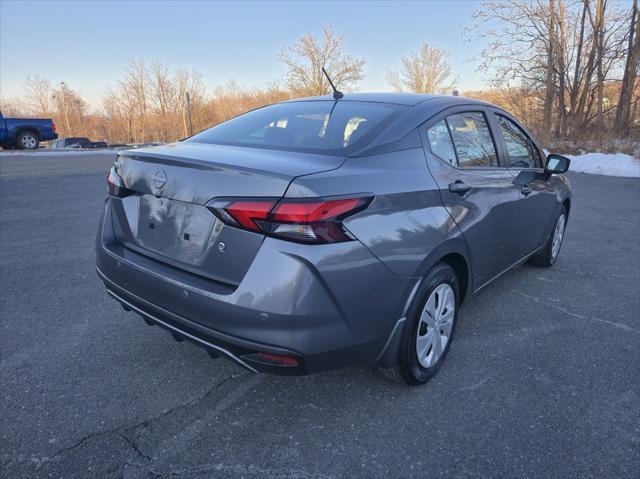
[545,154,570,175]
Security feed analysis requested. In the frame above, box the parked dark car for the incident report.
[49,137,108,149]
[0,111,58,150]
[97,93,571,385]
[49,137,92,149]
[128,142,162,149]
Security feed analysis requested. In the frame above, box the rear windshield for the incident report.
[188,101,406,155]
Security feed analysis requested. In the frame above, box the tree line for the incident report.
[1,1,637,152]
[469,0,639,150]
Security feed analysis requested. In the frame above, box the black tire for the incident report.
[529,206,567,267]
[379,262,459,385]
[16,131,39,150]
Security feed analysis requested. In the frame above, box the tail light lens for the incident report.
[107,166,130,198]
[52,121,57,133]
[208,196,371,244]
[223,200,274,231]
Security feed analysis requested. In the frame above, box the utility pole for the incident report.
[59,81,70,135]
[185,91,193,137]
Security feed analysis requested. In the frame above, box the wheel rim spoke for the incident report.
[436,286,448,318]
[420,308,436,328]
[431,332,443,359]
[416,330,435,360]
[439,311,454,336]
[424,292,437,320]
[552,214,565,258]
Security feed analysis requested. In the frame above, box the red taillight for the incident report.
[271,198,363,223]
[208,196,371,244]
[107,166,129,198]
[224,200,275,231]
[51,121,57,133]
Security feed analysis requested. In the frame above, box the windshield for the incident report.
[188,101,406,155]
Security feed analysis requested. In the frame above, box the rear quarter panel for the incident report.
[286,147,469,279]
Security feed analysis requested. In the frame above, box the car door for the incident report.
[421,108,525,291]
[491,111,559,256]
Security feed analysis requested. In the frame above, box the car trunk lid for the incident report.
[117,142,344,204]
[110,142,344,286]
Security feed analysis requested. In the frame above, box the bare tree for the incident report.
[175,68,206,138]
[100,61,208,143]
[277,25,365,95]
[614,0,639,135]
[52,82,87,137]
[149,62,174,141]
[119,59,150,142]
[386,42,457,94]
[0,96,28,117]
[23,74,53,116]
[568,0,589,134]
[554,0,567,137]
[543,0,557,141]
[591,0,607,141]
[469,0,632,143]
[102,88,128,142]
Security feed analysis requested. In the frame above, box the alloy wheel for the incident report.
[21,134,37,149]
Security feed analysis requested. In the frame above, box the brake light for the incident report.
[107,166,130,198]
[224,200,274,231]
[271,198,363,223]
[208,196,371,244]
[52,121,57,133]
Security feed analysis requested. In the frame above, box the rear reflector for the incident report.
[207,196,371,244]
[254,353,299,367]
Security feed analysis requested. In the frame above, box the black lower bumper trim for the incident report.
[106,288,259,374]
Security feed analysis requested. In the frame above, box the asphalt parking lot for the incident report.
[1,151,639,478]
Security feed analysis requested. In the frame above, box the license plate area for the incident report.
[135,195,214,265]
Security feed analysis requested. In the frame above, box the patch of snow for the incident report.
[564,152,640,178]
[0,149,119,156]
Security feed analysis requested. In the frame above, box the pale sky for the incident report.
[0,0,528,107]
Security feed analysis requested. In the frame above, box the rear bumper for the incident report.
[96,199,414,374]
[98,267,301,374]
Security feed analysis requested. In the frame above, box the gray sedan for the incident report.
[97,93,571,385]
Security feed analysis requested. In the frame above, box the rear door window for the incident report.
[426,120,457,166]
[446,112,498,168]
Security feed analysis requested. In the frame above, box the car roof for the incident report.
[286,92,491,108]
[286,92,499,154]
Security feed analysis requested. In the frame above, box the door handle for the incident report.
[449,181,471,195]
[521,186,532,196]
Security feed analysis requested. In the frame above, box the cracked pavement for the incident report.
[1,152,639,478]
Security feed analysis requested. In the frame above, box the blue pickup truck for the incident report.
[0,111,58,150]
